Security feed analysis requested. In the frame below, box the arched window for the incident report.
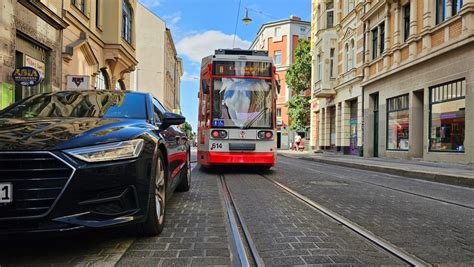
[345,43,349,72]
[122,0,132,44]
[115,80,126,91]
[350,39,355,69]
[95,68,110,90]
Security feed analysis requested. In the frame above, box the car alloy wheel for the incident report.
[155,156,166,225]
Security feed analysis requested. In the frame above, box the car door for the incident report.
[152,98,182,185]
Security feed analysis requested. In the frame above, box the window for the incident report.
[95,69,110,90]
[122,0,132,44]
[430,79,466,152]
[387,94,409,150]
[317,54,322,81]
[349,0,355,11]
[350,39,355,69]
[274,50,282,65]
[380,22,385,53]
[403,4,411,41]
[372,27,378,59]
[452,0,463,15]
[276,108,282,117]
[275,27,282,37]
[344,0,349,15]
[71,0,86,13]
[96,0,101,28]
[326,2,334,28]
[436,0,447,24]
[345,44,350,72]
[329,48,335,78]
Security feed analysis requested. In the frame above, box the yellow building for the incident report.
[0,0,68,108]
[130,3,182,112]
[310,0,365,155]
[62,0,138,91]
[362,0,474,163]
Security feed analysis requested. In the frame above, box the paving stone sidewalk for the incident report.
[117,168,232,267]
[224,173,404,266]
[279,150,474,187]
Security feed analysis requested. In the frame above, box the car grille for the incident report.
[0,152,73,219]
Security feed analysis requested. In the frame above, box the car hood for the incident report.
[0,118,149,151]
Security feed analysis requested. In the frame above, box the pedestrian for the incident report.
[294,133,301,150]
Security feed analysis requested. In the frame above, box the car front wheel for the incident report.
[137,151,167,236]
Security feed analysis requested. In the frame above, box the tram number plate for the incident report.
[0,183,12,204]
[211,143,223,150]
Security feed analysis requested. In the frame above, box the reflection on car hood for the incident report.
[0,118,148,151]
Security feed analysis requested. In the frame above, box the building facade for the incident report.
[362,0,474,163]
[0,0,68,109]
[310,0,365,155]
[62,0,138,91]
[250,16,311,149]
[131,3,182,112]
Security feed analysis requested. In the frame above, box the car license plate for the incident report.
[0,183,12,204]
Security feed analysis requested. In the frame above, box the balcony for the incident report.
[312,80,336,98]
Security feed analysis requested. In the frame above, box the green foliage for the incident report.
[285,38,311,131]
[285,38,311,95]
[180,122,193,140]
[286,95,311,131]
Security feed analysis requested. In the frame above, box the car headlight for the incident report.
[64,139,144,162]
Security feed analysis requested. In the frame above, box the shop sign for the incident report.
[11,67,43,86]
[67,75,90,90]
[25,55,45,75]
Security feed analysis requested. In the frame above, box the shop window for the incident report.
[403,4,411,41]
[430,79,466,152]
[122,0,133,44]
[274,50,282,65]
[387,94,409,150]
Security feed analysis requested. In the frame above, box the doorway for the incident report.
[413,90,424,157]
[349,99,358,155]
[329,106,336,150]
[372,93,379,157]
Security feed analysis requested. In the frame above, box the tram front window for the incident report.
[212,78,272,129]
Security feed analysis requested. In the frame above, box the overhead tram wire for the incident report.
[232,0,243,48]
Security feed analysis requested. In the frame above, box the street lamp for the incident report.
[242,8,252,25]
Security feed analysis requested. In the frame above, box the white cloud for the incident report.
[163,12,181,26]
[176,31,251,63]
[139,0,160,8]
[182,71,199,82]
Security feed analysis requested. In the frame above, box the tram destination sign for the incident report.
[214,61,272,77]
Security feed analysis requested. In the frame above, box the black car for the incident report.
[0,90,191,236]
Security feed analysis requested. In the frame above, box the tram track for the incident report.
[219,170,431,266]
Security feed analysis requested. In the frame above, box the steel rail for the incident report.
[219,175,264,267]
[260,174,431,267]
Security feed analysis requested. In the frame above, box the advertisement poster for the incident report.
[0,82,14,109]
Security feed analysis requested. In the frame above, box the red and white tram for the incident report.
[197,49,278,169]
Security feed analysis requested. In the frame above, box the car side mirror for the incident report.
[161,112,186,129]
[202,80,210,95]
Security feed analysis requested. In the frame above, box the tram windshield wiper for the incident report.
[243,108,268,129]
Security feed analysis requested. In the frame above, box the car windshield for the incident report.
[212,78,272,129]
[0,91,147,119]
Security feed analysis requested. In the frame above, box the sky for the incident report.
[139,0,311,132]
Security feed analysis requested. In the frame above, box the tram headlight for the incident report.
[211,130,228,139]
[258,131,273,140]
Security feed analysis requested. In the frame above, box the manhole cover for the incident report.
[309,180,348,186]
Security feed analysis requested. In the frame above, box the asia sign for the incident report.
[11,67,43,86]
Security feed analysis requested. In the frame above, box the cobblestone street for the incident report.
[1,154,473,266]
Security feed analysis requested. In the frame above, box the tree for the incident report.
[285,38,311,131]
[180,122,193,140]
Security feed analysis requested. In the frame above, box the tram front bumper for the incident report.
[201,151,275,166]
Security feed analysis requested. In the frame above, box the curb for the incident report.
[278,153,474,188]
